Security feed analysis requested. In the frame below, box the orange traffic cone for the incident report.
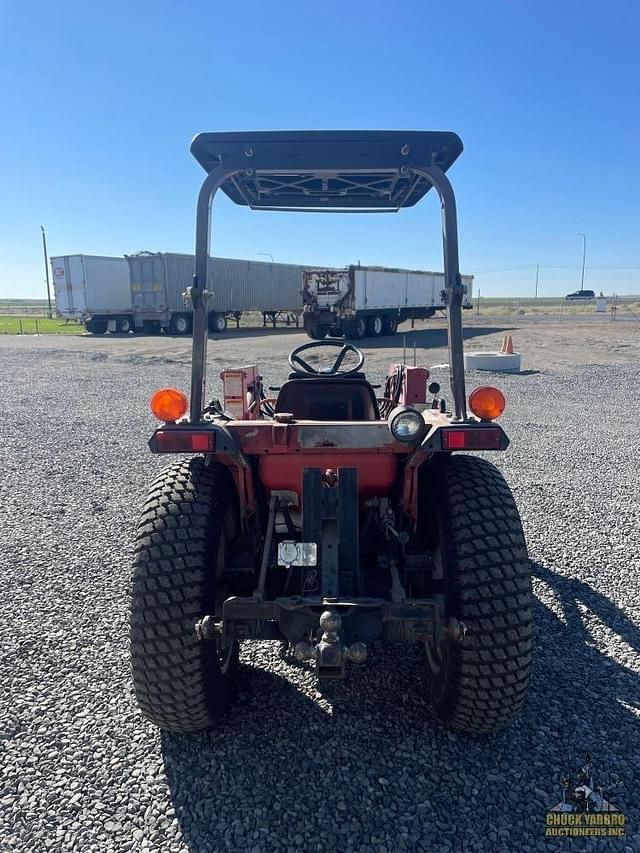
[501,334,514,354]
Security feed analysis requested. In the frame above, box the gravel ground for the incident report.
[1,339,639,853]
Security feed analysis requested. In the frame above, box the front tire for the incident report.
[421,455,533,732]
[130,458,239,732]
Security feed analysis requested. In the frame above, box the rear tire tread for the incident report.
[130,458,238,732]
[425,455,533,732]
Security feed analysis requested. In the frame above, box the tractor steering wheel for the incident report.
[288,339,365,376]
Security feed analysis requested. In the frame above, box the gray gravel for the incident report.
[1,340,639,853]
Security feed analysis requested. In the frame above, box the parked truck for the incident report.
[302,265,474,339]
[125,253,308,335]
[51,255,133,334]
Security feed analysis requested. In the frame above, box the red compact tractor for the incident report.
[130,132,532,733]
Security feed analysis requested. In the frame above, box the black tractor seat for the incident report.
[275,375,380,421]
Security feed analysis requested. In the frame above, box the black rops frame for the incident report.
[188,131,469,422]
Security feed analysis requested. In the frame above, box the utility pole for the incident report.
[577,233,587,290]
[535,264,540,299]
[41,226,52,318]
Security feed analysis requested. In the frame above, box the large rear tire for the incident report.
[130,458,239,732]
[421,455,533,732]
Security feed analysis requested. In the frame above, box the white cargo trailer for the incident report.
[51,255,133,333]
[301,265,473,339]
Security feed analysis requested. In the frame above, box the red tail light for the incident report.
[441,427,502,450]
[154,430,216,453]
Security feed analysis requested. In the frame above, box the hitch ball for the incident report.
[319,610,342,634]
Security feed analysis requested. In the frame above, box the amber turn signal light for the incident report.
[468,386,506,421]
[150,388,189,422]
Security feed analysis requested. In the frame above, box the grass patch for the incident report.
[0,315,84,335]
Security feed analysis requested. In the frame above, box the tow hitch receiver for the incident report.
[293,610,368,678]
[195,597,439,678]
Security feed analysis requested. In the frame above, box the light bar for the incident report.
[441,428,502,451]
[154,430,216,453]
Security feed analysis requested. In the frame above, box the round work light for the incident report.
[150,388,189,422]
[468,386,506,421]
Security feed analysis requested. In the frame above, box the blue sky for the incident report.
[1,0,639,298]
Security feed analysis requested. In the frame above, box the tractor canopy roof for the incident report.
[190,130,463,211]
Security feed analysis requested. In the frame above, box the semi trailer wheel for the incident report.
[117,316,133,334]
[170,314,192,335]
[382,314,398,335]
[86,318,107,335]
[367,315,383,337]
[209,313,227,333]
[130,458,239,732]
[345,315,367,340]
[421,455,533,732]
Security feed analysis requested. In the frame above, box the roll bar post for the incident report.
[189,166,239,423]
[414,166,468,422]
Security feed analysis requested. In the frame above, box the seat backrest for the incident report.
[275,378,379,420]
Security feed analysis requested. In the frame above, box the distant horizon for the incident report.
[12,249,640,302]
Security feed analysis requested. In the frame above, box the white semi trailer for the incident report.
[302,265,473,339]
[50,253,308,335]
[125,253,309,335]
[51,255,133,333]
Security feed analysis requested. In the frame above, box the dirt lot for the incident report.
[1,315,639,852]
[1,314,638,374]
